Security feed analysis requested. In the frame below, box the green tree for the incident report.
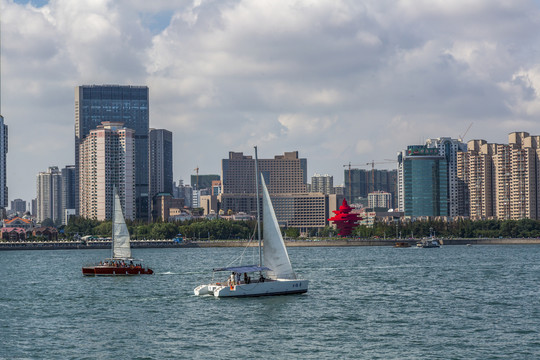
[41,218,55,228]
[284,227,300,239]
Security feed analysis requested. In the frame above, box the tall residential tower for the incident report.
[79,122,135,221]
[75,85,149,219]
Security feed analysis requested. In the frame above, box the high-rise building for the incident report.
[10,199,26,214]
[61,165,76,225]
[311,174,333,194]
[79,122,135,221]
[458,132,540,220]
[221,151,307,214]
[219,150,336,232]
[397,145,448,217]
[425,137,467,217]
[0,115,7,211]
[191,174,220,191]
[149,129,173,219]
[343,168,397,205]
[75,85,149,219]
[36,166,63,224]
[368,191,392,209]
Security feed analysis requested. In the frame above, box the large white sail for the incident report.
[112,190,131,259]
[261,175,295,280]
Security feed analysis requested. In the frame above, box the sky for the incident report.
[2,0,540,204]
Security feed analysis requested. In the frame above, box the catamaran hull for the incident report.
[82,266,153,276]
[195,279,308,297]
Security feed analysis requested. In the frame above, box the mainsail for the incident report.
[112,190,131,259]
[261,175,295,280]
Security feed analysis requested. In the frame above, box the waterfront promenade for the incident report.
[1,237,540,250]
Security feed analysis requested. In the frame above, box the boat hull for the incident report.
[82,266,153,276]
[195,279,308,297]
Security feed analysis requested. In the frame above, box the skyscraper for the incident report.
[75,85,149,219]
[61,165,76,225]
[0,115,7,211]
[398,145,448,217]
[149,128,173,220]
[79,122,135,221]
[425,137,467,217]
[36,166,62,224]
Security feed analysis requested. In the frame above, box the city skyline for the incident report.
[2,0,540,204]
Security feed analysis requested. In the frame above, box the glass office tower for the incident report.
[398,145,448,217]
[75,85,149,220]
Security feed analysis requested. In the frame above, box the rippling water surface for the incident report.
[1,245,540,359]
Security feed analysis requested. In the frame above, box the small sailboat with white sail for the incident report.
[82,188,153,276]
[194,147,308,297]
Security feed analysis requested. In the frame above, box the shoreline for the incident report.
[1,238,540,251]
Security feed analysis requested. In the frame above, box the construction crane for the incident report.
[343,160,397,201]
[458,122,473,142]
[194,166,199,190]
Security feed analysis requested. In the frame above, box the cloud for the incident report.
[3,0,540,202]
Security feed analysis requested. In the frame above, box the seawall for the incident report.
[1,238,540,251]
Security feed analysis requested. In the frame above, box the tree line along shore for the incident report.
[44,217,540,241]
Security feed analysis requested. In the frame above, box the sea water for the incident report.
[1,245,539,359]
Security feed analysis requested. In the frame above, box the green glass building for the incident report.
[398,145,448,217]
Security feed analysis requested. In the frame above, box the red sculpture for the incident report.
[328,199,362,237]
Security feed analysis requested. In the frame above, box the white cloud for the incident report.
[2,0,540,202]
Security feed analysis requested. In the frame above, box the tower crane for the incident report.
[458,122,473,142]
[194,166,199,190]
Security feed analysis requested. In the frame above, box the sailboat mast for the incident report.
[111,185,115,259]
[254,146,262,267]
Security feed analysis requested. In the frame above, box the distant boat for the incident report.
[82,188,153,276]
[194,147,308,297]
[417,239,441,248]
[394,242,411,248]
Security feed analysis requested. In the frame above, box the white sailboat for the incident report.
[82,188,153,276]
[194,148,308,297]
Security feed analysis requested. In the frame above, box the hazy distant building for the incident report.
[75,85,149,220]
[10,199,26,214]
[191,174,220,191]
[36,166,63,224]
[398,145,448,217]
[311,174,333,194]
[61,165,76,225]
[79,122,135,221]
[175,182,193,208]
[0,115,7,211]
[149,129,173,219]
[211,180,222,195]
[368,191,392,209]
[154,193,185,221]
[344,168,397,206]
